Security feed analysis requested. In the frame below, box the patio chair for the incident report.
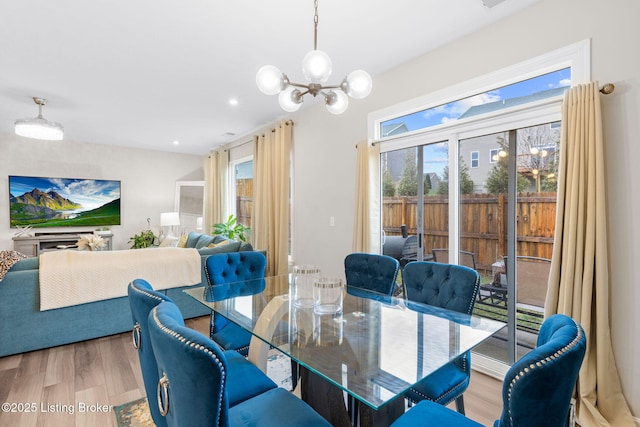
[390,314,586,427]
[431,248,477,270]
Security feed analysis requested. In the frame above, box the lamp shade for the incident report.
[345,70,372,99]
[325,90,348,115]
[302,49,332,83]
[256,65,285,95]
[14,97,64,141]
[160,212,180,227]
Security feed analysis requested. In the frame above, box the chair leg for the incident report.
[291,359,299,390]
[209,312,215,338]
[455,395,465,415]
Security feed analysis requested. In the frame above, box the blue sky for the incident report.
[9,176,121,210]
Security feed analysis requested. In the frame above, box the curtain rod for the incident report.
[600,83,615,94]
[261,119,294,136]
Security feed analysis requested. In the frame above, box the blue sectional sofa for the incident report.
[0,232,257,357]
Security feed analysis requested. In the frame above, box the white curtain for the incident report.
[253,120,292,276]
[353,141,380,253]
[545,83,634,427]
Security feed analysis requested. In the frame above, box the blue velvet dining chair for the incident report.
[127,279,276,413]
[204,251,267,356]
[402,261,481,414]
[390,314,586,427]
[148,300,332,427]
[128,279,171,427]
[344,252,400,298]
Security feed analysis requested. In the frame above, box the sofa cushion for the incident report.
[198,241,241,256]
[185,231,202,248]
[239,242,254,251]
[7,256,39,272]
[195,234,216,249]
[213,235,229,244]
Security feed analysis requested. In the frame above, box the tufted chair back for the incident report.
[402,261,480,412]
[127,279,172,427]
[389,314,586,427]
[148,301,231,427]
[496,314,586,427]
[148,301,332,427]
[204,251,267,355]
[403,261,480,314]
[344,253,400,298]
[205,251,267,284]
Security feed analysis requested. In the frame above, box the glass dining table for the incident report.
[184,275,505,426]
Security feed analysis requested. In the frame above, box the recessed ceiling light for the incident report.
[172,140,180,145]
[229,98,239,106]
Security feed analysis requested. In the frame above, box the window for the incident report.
[228,157,253,229]
[470,151,479,168]
[379,68,571,138]
[373,40,590,374]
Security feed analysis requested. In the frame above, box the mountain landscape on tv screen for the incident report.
[9,178,121,228]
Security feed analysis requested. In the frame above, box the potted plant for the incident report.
[213,214,250,242]
[128,229,158,249]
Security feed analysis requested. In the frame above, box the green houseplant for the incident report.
[128,229,158,249]
[213,214,250,242]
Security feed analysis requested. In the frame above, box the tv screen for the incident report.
[9,175,121,228]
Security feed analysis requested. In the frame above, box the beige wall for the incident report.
[0,134,203,250]
[285,0,639,417]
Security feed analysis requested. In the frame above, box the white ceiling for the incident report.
[0,0,539,155]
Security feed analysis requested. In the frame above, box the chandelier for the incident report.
[14,97,64,141]
[255,0,372,114]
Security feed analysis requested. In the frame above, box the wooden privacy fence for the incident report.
[383,192,557,273]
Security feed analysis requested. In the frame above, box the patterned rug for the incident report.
[114,350,292,426]
[114,397,154,427]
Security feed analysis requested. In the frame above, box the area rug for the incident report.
[114,397,154,427]
[114,350,292,426]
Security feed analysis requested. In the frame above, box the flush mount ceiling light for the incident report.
[14,97,64,141]
[256,0,372,114]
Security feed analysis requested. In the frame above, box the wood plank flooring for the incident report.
[0,316,503,426]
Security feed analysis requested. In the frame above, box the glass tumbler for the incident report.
[313,278,344,314]
[292,265,320,308]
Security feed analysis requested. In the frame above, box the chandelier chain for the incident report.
[313,0,319,50]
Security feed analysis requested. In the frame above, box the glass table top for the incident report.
[184,275,505,410]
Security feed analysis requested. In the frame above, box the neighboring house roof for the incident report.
[459,87,567,119]
[381,122,410,137]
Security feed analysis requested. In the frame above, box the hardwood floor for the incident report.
[0,316,503,426]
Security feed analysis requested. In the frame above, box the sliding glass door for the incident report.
[381,141,449,265]
[380,118,560,368]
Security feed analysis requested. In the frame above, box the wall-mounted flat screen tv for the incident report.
[9,175,121,228]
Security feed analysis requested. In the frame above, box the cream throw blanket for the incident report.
[39,247,201,311]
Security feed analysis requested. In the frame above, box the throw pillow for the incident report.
[195,234,215,249]
[159,236,179,248]
[186,231,202,248]
[207,240,231,248]
[177,234,188,248]
[0,250,28,282]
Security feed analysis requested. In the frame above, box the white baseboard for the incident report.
[471,352,509,380]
